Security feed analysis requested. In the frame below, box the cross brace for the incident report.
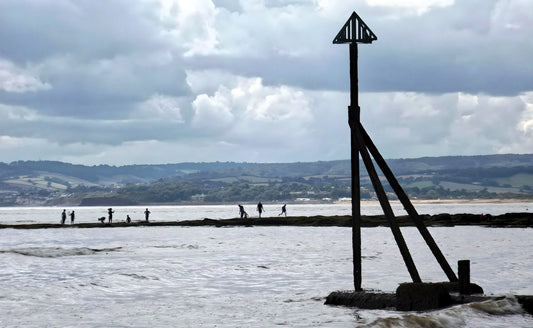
[350,119,458,284]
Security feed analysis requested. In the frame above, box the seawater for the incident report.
[0,204,532,327]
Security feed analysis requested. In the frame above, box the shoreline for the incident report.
[1,212,531,229]
[2,198,532,208]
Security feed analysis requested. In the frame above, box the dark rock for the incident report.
[325,291,396,309]
[396,283,453,311]
[516,295,533,315]
[433,281,484,294]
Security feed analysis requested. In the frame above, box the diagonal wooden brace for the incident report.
[359,123,458,282]
[354,124,422,283]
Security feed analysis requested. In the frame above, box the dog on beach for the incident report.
[98,217,106,223]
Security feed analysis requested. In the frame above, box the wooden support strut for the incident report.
[359,123,458,282]
[354,125,422,283]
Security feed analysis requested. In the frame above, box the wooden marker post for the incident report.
[333,11,377,291]
[333,11,458,290]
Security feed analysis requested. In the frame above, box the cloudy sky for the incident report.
[0,0,532,165]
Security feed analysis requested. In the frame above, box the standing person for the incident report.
[108,208,114,224]
[144,208,150,222]
[257,202,264,218]
[238,204,247,219]
[278,204,287,217]
[126,215,131,223]
[61,209,66,224]
[70,210,75,224]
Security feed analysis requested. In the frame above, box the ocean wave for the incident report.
[361,297,524,328]
[0,246,122,258]
[467,296,524,315]
[152,244,200,249]
[119,273,160,280]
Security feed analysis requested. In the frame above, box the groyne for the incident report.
[0,212,531,229]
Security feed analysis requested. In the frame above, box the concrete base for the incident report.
[325,290,396,309]
[516,295,533,314]
[396,283,452,311]
[325,281,489,312]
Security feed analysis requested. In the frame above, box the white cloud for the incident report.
[135,94,184,122]
[155,0,219,56]
[360,91,533,158]
[518,92,533,134]
[0,59,51,93]
[191,76,313,146]
[192,89,235,129]
[185,69,238,94]
[0,103,39,121]
[366,0,454,16]
[491,0,533,32]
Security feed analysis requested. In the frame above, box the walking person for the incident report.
[257,202,264,218]
[278,204,287,217]
[108,208,114,224]
[144,208,150,222]
[61,209,66,225]
[70,210,75,224]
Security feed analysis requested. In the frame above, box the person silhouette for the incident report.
[126,214,131,223]
[61,209,66,224]
[257,202,264,218]
[108,208,114,223]
[144,208,150,222]
[279,204,287,217]
[238,204,247,218]
[70,210,75,224]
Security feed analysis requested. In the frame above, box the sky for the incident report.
[0,0,532,165]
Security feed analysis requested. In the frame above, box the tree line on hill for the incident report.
[0,154,532,206]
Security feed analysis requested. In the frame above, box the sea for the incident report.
[0,202,531,327]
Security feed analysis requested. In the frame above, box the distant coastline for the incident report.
[1,197,531,208]
[2,154,532,207]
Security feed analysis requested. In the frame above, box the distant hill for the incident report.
[0,154,532,206]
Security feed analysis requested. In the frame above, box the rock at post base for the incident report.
[325,291,396,309]
[396,283,452,311]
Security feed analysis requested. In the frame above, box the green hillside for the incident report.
[0,154,532,206]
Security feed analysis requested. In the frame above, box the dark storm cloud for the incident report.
[0,111,194,146]
[359,1,533,95]
[0,56,189,119]
[0,0,191,119]
[184,51,348,92]
[194,0,533,96]
[0,0,162,63]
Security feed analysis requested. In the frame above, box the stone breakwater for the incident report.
[1,212,531,229]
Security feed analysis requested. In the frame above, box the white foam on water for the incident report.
[360,297,527,328]
[1,246,122,258]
